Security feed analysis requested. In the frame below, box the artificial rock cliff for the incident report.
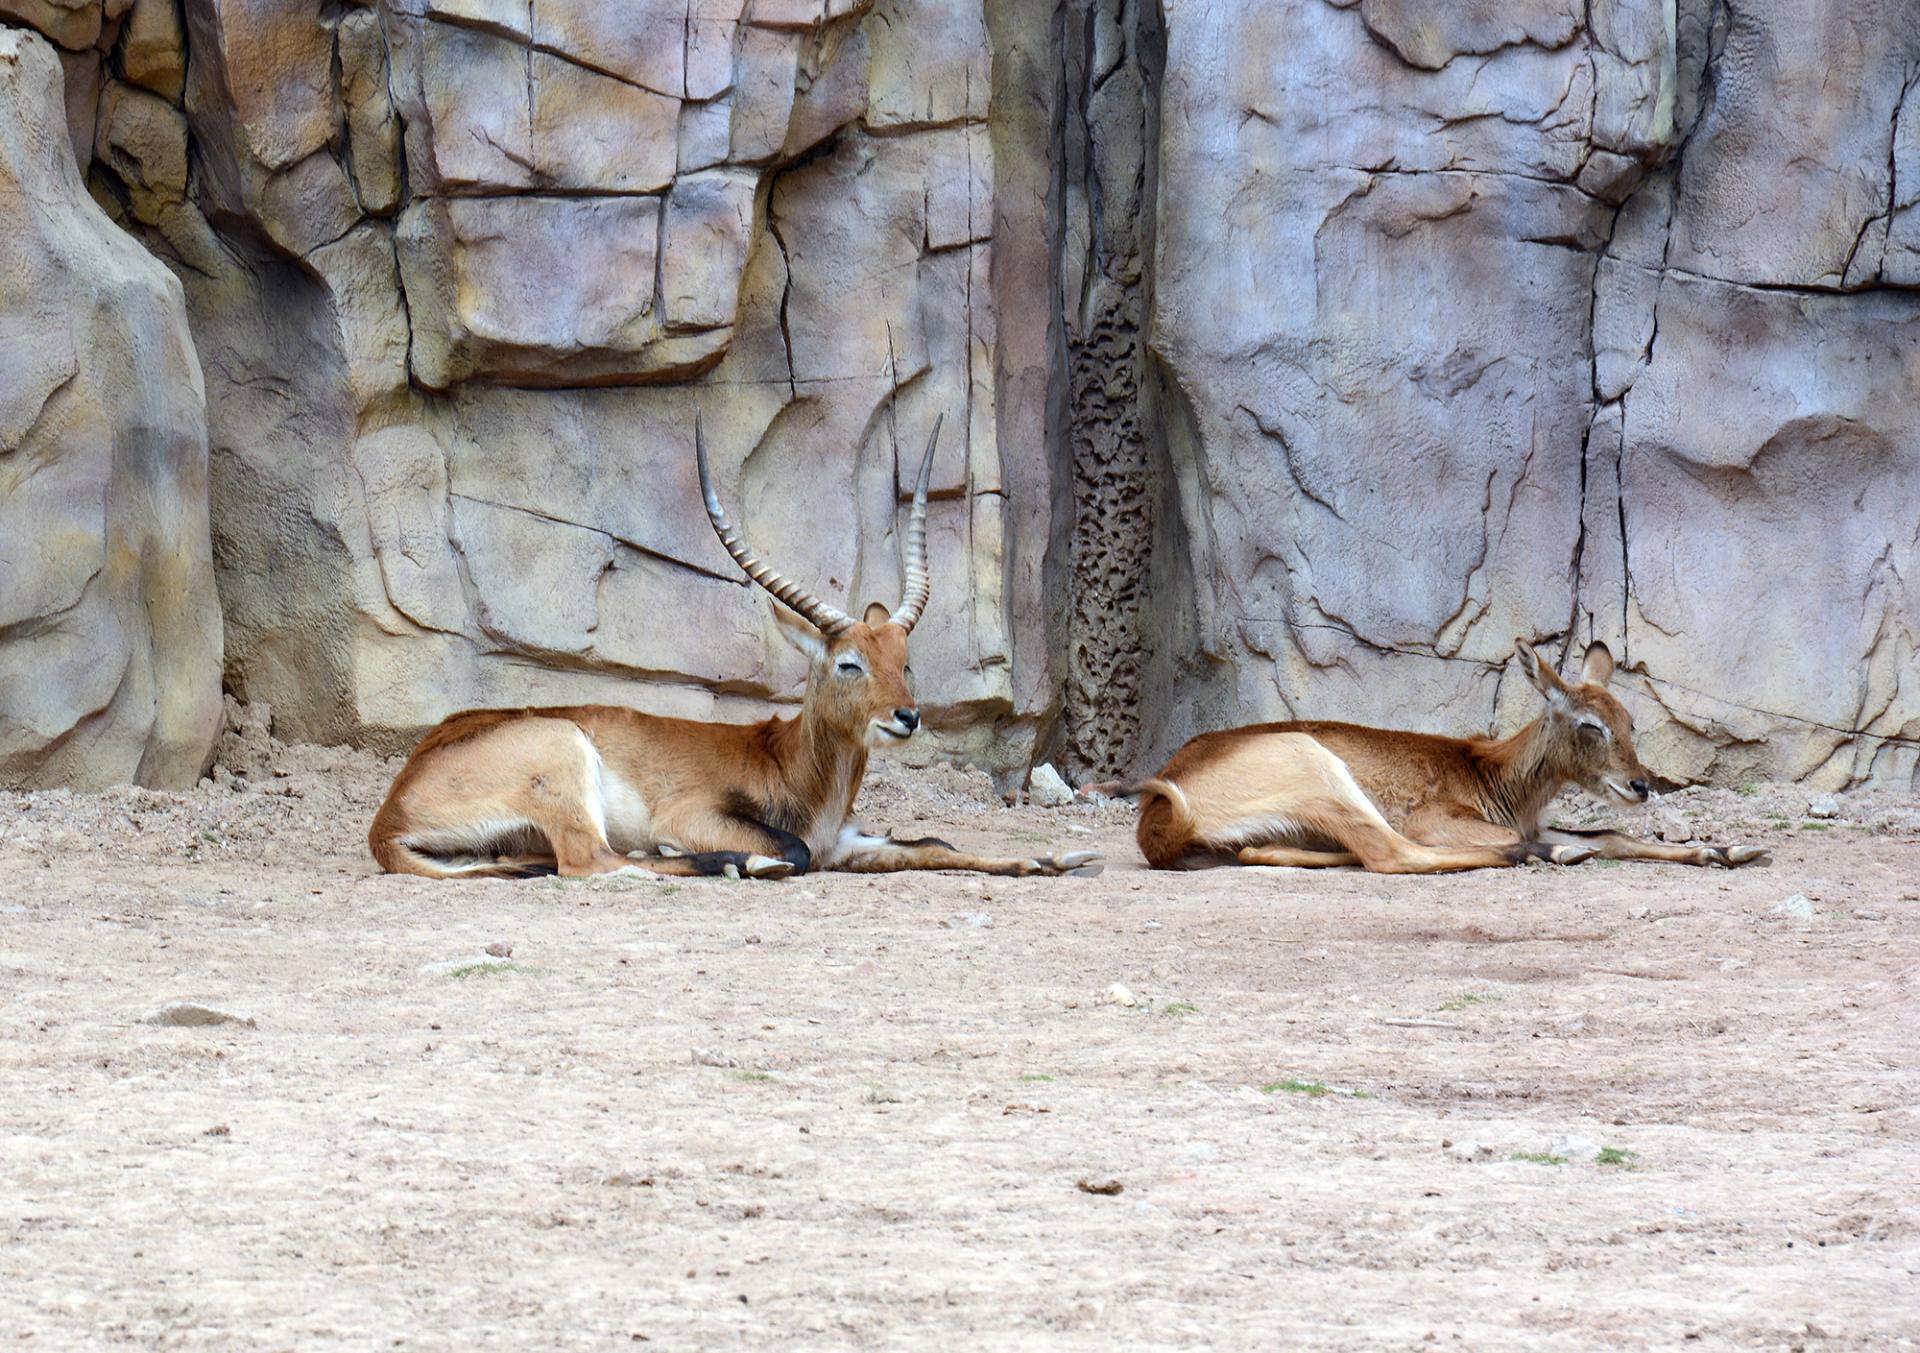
[0,0,1915,793]
[0,25,222,790]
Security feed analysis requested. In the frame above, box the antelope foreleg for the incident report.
[830,830,1102,877]
[630,849,797,880]
[1537,826,1770,868]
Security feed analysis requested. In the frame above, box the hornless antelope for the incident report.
[369,415,1101,882]
[1110,640,1770,875]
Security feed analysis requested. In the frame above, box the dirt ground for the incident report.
[2,712,1917,1350]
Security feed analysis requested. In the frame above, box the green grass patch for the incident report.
[732,1070,773,1083]
[1160,1002,1200,1017]
[1800,821,1832,831]
[1593,858,1624,869]
[1510,1152,1567,1166]
[1263,1079,1330,1097]
[1735,784,1759,798]
[1261,1079,1373,1100]
[445,961,518,979]
[1018,1073,1055,1083]
[1596,1146,1641,1168]
[1437,993,1498,1012]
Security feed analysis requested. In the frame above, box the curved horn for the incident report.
[889,413,942,632]
[695,411,854,636]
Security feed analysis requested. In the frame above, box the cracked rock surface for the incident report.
[1142,0,1920,789]
[0,0,1914,790]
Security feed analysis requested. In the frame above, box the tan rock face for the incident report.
[3,0,1913,793]
[117,0,184,102]
[33,0,1053,776]
[0,27,221,789]
[0,0,99,52]
[336,10,400,215]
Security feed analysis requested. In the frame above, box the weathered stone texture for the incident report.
[1140,0,1920,788]
[0,26,221,789]
[3,0,1058,773]
[117,0,184,102]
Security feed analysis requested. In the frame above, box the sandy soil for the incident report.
[3,712,1917,1350]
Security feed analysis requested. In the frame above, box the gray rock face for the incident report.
[0,26,221,790]
[0,0,1913,791]
[1136,0,1920,789]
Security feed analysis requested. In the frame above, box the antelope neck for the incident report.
[1470,716,1573,834]
[765,705,869,825]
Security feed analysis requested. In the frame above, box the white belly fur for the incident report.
[596,763,654,853]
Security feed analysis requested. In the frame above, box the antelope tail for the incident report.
[1131,778,1194,832]
[1131,777,1199,870]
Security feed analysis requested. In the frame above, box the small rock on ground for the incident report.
[1770,894,1817,922]
[943,912,993,929]
[1027,763,1074,808]
[1105,983,1139,1008]
[1806,794,1841,819]
[142,1001,256,1028]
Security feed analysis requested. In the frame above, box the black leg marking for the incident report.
[687,850,757,877]
[722,793,814,873]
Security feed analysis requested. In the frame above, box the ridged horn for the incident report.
[888,413,942,633]
[695,411,854,636]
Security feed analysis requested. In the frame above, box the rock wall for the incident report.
[1,0,1914,792]
[0,25,222,790]
[1141,0,1920,791]
[11,0,1070,783]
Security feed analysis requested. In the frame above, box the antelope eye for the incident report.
[836,660,863,676]
[1578,720,1605,737]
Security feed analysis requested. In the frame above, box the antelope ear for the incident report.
[1514,639,1567,705]
[862,601,892,628]
[1579,641,1616,687]
[772,601,826,662]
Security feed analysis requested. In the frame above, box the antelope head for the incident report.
[697,413,942,747]
[1515,639,1652,805]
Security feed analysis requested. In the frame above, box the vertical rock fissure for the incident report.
[1060,0,1165,780]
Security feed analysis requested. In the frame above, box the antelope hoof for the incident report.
[1036,850,1104,877]
[742,853,796,880]
[1549,844,1596,866]
[1705,844,1770,868]
[657,842,687,858]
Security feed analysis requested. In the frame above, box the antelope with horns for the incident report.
[1108,640,1769,875]
[369,415,1101,882]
